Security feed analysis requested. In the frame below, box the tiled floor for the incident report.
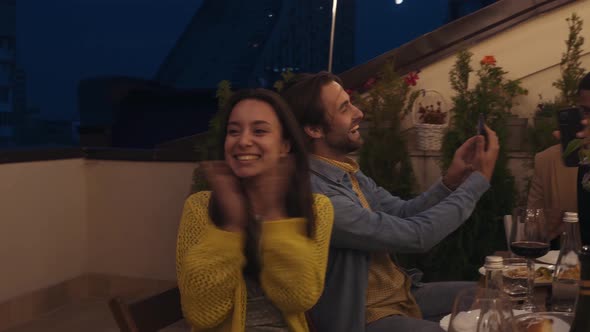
[3,300,190,332]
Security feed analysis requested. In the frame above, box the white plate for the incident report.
[439,309,529,331]
[512,312,572,332]
[477,263,553,276]
[537,250,560,264]
[478,264,553,285]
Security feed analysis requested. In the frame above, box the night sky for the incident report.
[356,0,450,63]
[17,0,203,121]
[16,0,461,122]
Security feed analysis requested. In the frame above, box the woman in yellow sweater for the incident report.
[176,88,334,332]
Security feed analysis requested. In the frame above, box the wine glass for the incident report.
[510,207,550,311]
[447,288,516,332]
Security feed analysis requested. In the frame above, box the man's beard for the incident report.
[325,132,363,154]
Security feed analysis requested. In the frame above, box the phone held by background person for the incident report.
[557,106,585,167]
[478,113,488,150]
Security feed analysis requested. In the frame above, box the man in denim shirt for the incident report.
[281,72,500,332]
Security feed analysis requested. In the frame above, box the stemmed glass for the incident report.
[510,207,550,311]
[447,288,516,332]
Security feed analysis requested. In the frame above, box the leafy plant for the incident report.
[528,99,561,154]
[402,51,527,281]
[416,101,447,125]
[354,62,421,199]
[191,80,233,193]
[273,69,295,92]
[553,13,586,107]
[528,13,586,155]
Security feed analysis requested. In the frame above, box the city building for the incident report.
[78,77,217,149]
[0,0,24,146]
[156,0,356,89]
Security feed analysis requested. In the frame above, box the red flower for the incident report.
[404,71,420,86]
[480,55,496,66]
[363,77,377,90]
[345,89,355,96]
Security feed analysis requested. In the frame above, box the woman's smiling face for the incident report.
[224,99,290,179]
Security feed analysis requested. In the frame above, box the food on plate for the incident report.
[555,265,581,280]
[504,266,552,283]
[519,318,553,332]
[536,267,552,281]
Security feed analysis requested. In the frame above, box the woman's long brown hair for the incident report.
[208,88,315,278]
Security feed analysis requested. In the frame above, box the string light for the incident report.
[395,0,403,4]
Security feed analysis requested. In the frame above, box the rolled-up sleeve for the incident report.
[326,172,490,253]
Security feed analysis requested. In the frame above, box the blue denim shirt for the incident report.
[307,157,490,332]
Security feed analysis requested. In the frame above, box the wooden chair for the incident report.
[305,312,318,332]
[109,285,318,331]
[109,286,184,332]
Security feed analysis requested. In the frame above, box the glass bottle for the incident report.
[484,256,504,293]
[476,256,515,332]
[570,245,590,332]
[552,212,582,312]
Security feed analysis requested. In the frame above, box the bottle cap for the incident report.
[563,211,579,223]
[485,256,504,269]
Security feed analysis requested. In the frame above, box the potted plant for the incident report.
[505,115,529,151]
[528,13,586,154]
[351,62,421,199]
[400,51,527,281]
[413,90,448,151]
[191,80,233,193]
[417,101,447,124]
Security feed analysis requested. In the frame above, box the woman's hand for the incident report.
[248,155,296,221]
[200,161,248,232]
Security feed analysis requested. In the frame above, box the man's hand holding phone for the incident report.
[473,124,499,182]
[443,119,499,189]
[478,113,489,150]
[555,107,590,167]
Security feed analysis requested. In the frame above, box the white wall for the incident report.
[85,160,195,281]
[401,0,590,192]
[0,158,196,303]
[0,159,87,302]
[403,0,590,131]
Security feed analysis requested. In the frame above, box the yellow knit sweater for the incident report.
[176,191,334,332]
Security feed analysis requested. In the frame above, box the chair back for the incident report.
[109,287,183,332]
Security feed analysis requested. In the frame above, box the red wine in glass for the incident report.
[510,241,550,258]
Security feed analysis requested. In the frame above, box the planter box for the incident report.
[506,117,528,151]
[415,123,446,151]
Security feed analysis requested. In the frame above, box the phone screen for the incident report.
[478,113,488,150]
[558,107,584,167]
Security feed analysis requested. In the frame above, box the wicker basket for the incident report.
[412,90,448,151]
[415,123,446,151]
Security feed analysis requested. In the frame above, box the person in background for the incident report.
[281,72,499,332]
[176,89,334,331]
[575,73,590,245]
[529,72,590,246]
[526,144,578,244]
[527,142,579,216]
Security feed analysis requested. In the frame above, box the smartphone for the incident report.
[478,113,488,150]
[557,106,585,167]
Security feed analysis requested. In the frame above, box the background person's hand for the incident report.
[443,135,481,190]
[552,118,589,140]
[199,160,248,231]
[472,125,500,182]
[544,209,565,241]
[247,155,296,221]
